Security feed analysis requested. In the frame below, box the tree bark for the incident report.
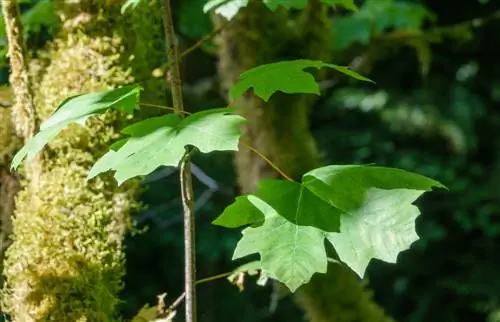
[213,1,395,321]
[1,1,164,320]
[0,105,21,291]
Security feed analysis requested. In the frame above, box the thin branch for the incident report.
[197,272,231,284]
[240,141,294,181]
[140,102,192,115]
[154,20,231,76]
[162,0,196,321]
[180,20,230,59]
[163,0,184,115]
[2,0,42,189]
[167,272,232,313]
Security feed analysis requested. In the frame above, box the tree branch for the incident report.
[1,0,42,189]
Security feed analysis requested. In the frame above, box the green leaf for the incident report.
[217,164,443,290]
[215,179,341,291]
[180,0,213,38]
[303,165,445,276]
[21,0,59,34]
[11,85,141,170]
[212,195,266,228]
[232,200,329,292]
[229,60,373,102]
[88,108,246,185]
[214,179,341,231]
[203,0,358,20]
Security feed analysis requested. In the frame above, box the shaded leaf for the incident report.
[214,179,341,232]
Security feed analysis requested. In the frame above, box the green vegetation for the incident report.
[1,0,499,321]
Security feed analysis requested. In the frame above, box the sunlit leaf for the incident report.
[216,164,443,290]
[230,60,373,102]
[88,108,246,185]
[11,85,141,170]
[303,165,445,276]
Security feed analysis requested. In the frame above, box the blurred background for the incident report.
[2,0,500,321]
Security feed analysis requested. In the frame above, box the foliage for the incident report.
[203,0,358,20]
[11,84,142,169]
[230,60,372,102]
[89,108,246,184]
[1,0,164,320]
[13,51,441,309]
[4,0,500,321]
[0,0,60,67]
[214,165,442,290]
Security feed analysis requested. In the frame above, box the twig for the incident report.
[140,103,294,184]
[180,20,230,59]
[162,0,197,321]
[167,272,231,313]
[240,141,294,181]
[140,102,191,115]
[163,0,184,115]
[2,0,41,189]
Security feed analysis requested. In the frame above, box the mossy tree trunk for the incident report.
[0,105,21,290]
[1,1,164,321]
[213,1,395,321]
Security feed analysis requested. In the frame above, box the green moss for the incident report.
[0,107,21,165]
[1,1,164,321]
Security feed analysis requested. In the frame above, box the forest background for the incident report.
[0,0,500,321]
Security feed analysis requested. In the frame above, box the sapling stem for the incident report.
[162,0,197,321]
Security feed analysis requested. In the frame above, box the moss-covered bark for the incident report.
[0,105,21,290]
[1,1,164,321]
[213,1,394,321]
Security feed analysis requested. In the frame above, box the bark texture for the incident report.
[1,1,164,320]
[213,1,395,321]
[0,105,21,290]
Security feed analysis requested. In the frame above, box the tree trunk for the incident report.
[1,1,164,320]
[213,2,394,321]
[0,105,21,290]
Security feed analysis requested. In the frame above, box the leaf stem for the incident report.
[180,20,230,59]
[140,103,191,115]
[240,141,294,182]
[166,272,231,314]
[140,103,293,183]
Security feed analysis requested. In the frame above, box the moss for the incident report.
[0,106,21,165]
[1,1,164,321]
[0,105,22,291]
